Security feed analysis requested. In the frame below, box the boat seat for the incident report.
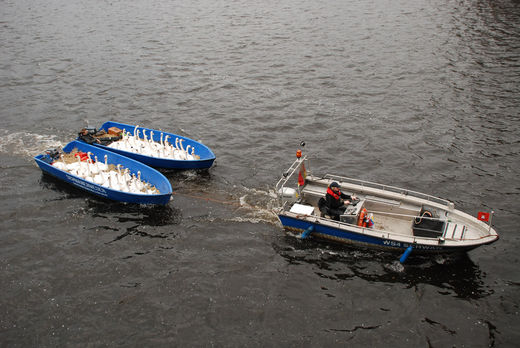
[443,222,467,240]
[289,203,315,216]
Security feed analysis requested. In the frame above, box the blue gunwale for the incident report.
[35,140,172,205]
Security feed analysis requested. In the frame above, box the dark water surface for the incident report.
[1,0,519,346]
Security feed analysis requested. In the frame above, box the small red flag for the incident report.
[298,163,306,187]
[477,212,490,222]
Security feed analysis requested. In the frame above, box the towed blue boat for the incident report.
[35,140,172,205]
[78,121,216,170]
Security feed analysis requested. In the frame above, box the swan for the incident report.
[135,171,145,192]
[128,173,141,193]
[96,155,109,172]
[134,125,139,137]
[170,138,183,160]
[108,140,120,149]
[73,156,89,178]
[164,144,174,159]
[93,171,108,186]
[66,155,81,174]
[116,165,125,185]
[123,168,131,183]
[114,165,129,192]
[119,179,129,192]
[108,171,120,191]
[87,153,100,176]
[132,129,140,148]
[185,145,194,160]
[52,155,67,171]
[115,134,129,152]
[177,139,187,160]
[83,159,94,182]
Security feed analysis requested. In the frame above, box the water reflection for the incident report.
[273,235,491,300]
[39,172,92,200]
[39,173,182,227]
[85,199,182,227]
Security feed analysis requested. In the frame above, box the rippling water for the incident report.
[1,0,519,346]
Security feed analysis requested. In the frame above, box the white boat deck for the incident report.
[371,214,414,236]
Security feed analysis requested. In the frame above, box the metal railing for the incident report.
[324,174,452,208]
[275,155,307,207]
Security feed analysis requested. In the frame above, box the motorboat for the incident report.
[275,148,499,257]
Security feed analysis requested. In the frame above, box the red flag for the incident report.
[477,212,490,222]
[298,163,306,187]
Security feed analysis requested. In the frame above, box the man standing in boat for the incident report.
[323,182,357,220]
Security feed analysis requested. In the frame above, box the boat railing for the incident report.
[275,155,306,207]
[324,174,452,208]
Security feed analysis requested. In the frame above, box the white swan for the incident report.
[128,173,140,193]
[97,155,109,172]
[108,171,120,191]
[93,171,108,186]
[74,156,89,178]
[52,155,67,171]
[177,139,187,160]
[185,145,194,160]
[83,159,94,182]
[87,153,100,176]
[66,155,81,174]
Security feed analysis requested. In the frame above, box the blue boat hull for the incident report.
[87,121,215,169]
[278,214,480,254]
[35,141,172,205]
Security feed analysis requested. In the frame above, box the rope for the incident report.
[171,191,241,207]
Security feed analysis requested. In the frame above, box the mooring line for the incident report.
[171,191,241,207]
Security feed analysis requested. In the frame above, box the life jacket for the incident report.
[326,187,341,200]
[358,208,368,227]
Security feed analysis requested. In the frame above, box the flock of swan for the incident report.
[51,151,160,195]
[107,126,199,160]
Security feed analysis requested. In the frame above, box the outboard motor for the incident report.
[413,206,445,238]
[278,187,298,203]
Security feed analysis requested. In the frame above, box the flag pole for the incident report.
[488,210,494,233]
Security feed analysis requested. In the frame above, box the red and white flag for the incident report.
[477,211,490,222]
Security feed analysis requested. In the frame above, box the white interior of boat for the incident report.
[300,179,424,237]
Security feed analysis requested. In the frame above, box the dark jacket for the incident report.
[325,187,352,210]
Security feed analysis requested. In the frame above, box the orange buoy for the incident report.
[358,208,367,227]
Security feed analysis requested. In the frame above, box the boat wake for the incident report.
[0,129,65,159]
[233,187,281,225]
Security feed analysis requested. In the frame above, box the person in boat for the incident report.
[320,181,357,220]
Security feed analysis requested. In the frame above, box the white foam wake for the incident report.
[0,129,65,158]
